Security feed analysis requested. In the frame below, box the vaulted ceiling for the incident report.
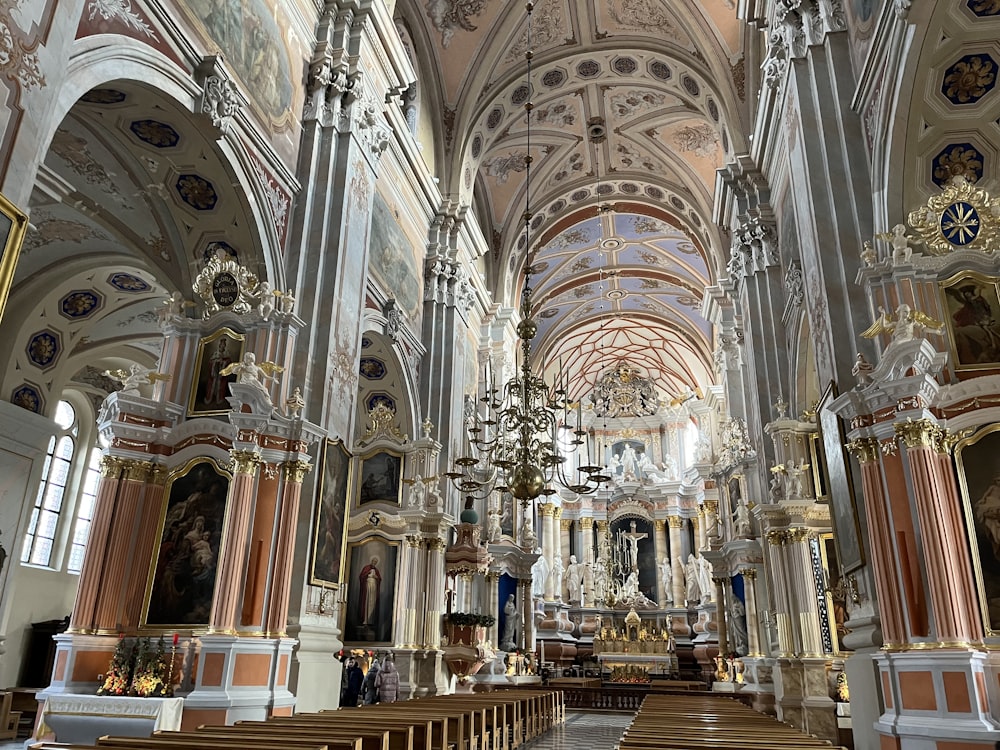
[401,0,749,400]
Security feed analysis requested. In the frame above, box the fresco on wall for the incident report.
[182,0,295,127]
[370,194,422,322]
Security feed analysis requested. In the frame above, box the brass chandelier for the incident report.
[445,2,610,504]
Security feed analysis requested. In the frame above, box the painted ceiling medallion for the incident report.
[966,0,1000,16]
[907,176,999,254]
[108,272,151,292]
[80,88,126,104]
[359,357,387,380]
[26,329,61,369]
[59,290,104,319]
[607,289,628,300]
[175,174,218,210]
[932,143,984,188]
[129,119,180,148]
[361,336,373,349]
[11,383,44,414]
[941,53,997,105]
[366,392,396,414]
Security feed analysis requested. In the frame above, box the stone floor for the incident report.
[524,710,635,750]
[0,710,637,750]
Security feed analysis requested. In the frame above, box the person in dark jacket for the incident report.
[361,658,381,704]
[340,658,363,707]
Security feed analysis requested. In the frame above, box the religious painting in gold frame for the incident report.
[310,438,352,588]
[141,457,231,631]
[939,271,1000,371]
[817,381,865,574]
[954,424,1000,635]
[355,449,403,507]
[342,536,399,644]
[0,191,28,327]
[187,327,245,416]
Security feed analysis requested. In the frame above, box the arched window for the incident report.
[22,401,77,566]
[21,397,102,572]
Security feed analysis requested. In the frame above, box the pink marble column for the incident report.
[848,437,906,645]
[264,460,311,637]
[122,466,167,630]
[69,456,123,632]
[209,450,261,634]
[898,421,982,644]
[94,460,151,632]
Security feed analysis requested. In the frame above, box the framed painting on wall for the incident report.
[311,439,352,588]
[817,381,865,574]
[940,271,1000,371]
[142,458,231,629]
[188,327,245,416]
[355,450,403,506]
[955,426,1000,635]
[342,537,399,643]
[0,191,28,328]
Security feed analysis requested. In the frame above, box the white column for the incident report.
[540,503,556,600]
[740,566,763,656]
[653,519,667,604]
[668,516,685,605]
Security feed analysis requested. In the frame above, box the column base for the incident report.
[394,648,449,699]
[182,634,294,728]
[739,656,777,715]
[875,649,1000,749]
[287,618,343,713]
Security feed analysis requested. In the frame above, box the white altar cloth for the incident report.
[37,694,184,743]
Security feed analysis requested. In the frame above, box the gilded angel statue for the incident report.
[220,352,284,393]
[105,363,171,395]
[861,303,943,344]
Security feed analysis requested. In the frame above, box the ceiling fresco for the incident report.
[400,0,747,401]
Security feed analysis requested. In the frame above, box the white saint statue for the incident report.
[696,555,713,605]
[786,459,810,499]
[500,594,520,651]
[620,444,638,480]
[685,554,701,604]
[565,555,584,604]
[408,473,427,509]
[549,555,564,600]
[621,570,640,600]
[220,352,283,406]
[730,597,749,656]
[530,553,549,600]
[659,557,673,606]
[487,508,503,543]
[733,500,752,538]
[592,560,608,603]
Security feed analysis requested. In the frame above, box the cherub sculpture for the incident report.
[105,363,171,396]
[861,303,943,344]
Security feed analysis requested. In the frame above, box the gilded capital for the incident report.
[230,449,263,475]
[553,506,562,520]
[149,464,168,486]
[99,455,124,478]
[894,418,942,450]
[406,534,423,549]
[653,519,666,531]
[711,576,729,586]
[789,527,813,543]
[560,518,572,531]
[704,500,719,515]
[596,520,609,532]
[427,537,447,551]
[121,460,153,483]
[538,503,555,517]
[846,437,880,464]
[765,529,789,546]
[282,460,313,483]
[581,517,594,529]
[667,516,684,529]
[739,567,758,581]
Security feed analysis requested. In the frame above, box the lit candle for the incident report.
[173,633,179,647]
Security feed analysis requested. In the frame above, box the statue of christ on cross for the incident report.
[622,520,648,572]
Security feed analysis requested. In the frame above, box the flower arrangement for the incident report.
[97,636,175,698]
[445,612,496,627]
[97,636,136,696]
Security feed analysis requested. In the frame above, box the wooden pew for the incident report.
[238,715,414,750]
[618,695,844,750]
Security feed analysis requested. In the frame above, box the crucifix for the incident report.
[622,520,648,572]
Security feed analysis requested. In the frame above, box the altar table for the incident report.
[36,694,184,744]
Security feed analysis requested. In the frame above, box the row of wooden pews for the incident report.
[618,695,846,750]
[29,689,564,750]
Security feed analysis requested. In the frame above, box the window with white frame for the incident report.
[21,397,102,572]
[22,400,78,567]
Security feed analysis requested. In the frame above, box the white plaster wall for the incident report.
[0,564,77,688]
